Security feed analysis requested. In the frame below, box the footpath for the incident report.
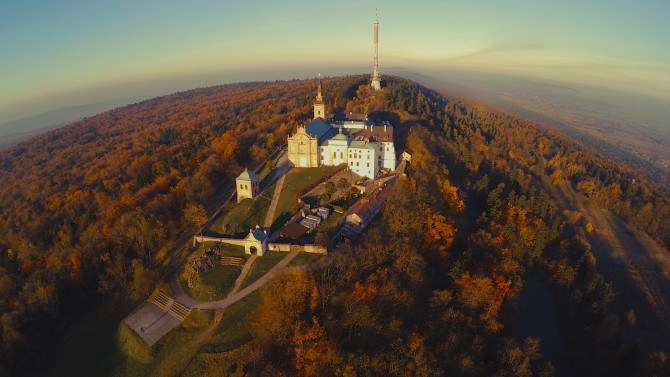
[126,150,296,345]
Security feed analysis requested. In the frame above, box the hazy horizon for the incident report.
[4,66,670,154]
[2,0,669,128]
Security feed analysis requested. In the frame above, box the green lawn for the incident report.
[181,265,241,301]
[287,252,323,268]
[179,242,247,301]
[320,211,342,231]
[200,290,261,353]
[182,291,262,376]
[206,151,284,237]
[207,194,272,238]
[240,251,287,289]
[256,149,282,185]
[270,166,340,232]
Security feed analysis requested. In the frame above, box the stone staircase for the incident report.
[150,290,191,321]
[151,290,172,311]
[168,300,190,321]
[220,256,244,266]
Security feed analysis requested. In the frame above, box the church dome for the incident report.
[331,132,349,141]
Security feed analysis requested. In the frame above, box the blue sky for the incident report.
[1,0,669,123]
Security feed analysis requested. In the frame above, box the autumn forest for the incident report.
[1,76,670,376]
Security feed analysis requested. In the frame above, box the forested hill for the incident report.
[237,77,670,376]
[1,75,670,376]
[0,77,368,375]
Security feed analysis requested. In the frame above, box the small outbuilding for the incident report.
[300,215,322,230]
[280,222,310,240]
[316,207,330,221]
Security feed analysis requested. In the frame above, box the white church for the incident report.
[287,82,395,179]
[287,15,394,179]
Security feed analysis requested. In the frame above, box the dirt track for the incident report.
[544,179,670,351]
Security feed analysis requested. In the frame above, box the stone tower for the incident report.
[371,12,382,91]
[236,167,259,203]
[313,76,326,120]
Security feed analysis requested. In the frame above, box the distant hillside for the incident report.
[0,98,148,149]
[391,68,670,184]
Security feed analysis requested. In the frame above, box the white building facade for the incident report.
[286,82,396,179]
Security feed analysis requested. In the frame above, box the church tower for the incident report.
[371,12,382,91]
[313,76,326,119]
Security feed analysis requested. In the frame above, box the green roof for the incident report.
[349,140,376,150]
[236,168,258,181]
[332,132,349,141]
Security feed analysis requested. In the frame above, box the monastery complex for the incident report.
[286,85,396,179]
[287,13,394,179]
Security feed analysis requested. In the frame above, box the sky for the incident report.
[1,0,670,125]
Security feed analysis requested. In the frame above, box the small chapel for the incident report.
[235,168,259,203]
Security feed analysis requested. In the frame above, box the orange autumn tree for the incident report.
[456,272,511,333]
[424,211,457,255]
[292,316,339,376]
[352,274,379,301]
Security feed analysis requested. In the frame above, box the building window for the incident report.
[366,163,370,167]
[387,147,389,151]
[356,162,359,166]
[321,147,324,151]
[368,155,370,160]
[340,152,343,158]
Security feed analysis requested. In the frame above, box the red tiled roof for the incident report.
[280,222,309,239]
[357,124,393,142]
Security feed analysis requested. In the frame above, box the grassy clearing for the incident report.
[202,290,261,353]
[257,150,282,184]
[240,251,286,289]
[207,195,272,237]
[287,252,323,267]
[182,291,262,376]
[182,265,241,301]
[179,242,247,301]
[318,211,343,233]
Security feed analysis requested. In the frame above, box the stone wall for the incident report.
[268,243,291,252]
[267,242,327,254]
